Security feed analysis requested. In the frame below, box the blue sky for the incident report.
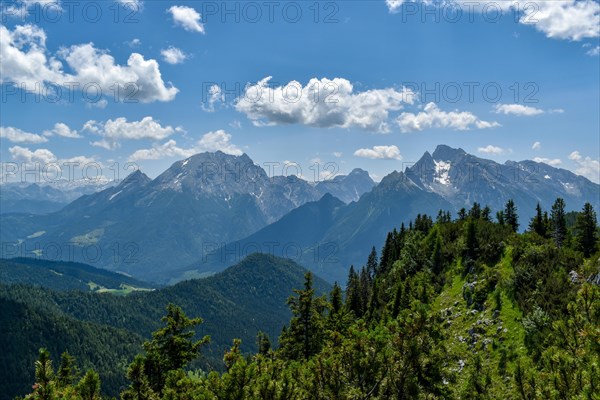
[1,0,599,184]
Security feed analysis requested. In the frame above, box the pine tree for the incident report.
[469,202,482,220]
[121,355,157,400]
[33,348,55,400]
[57,351,78,388]
[345,266,362,317]
[458,208,467,221]
[430,230,443,275]
[141,304,209,394]
[279,272,326,360]
[575,202,598,257]
[481,206,492,222]
[359,266,372,312]
[530,202,546,237]
[256,331,272,356]
[78,370,101,400]
[496,211,505,225]
[366,246,378,278]
[329,282,343,315]
[551,198,568,248]
[464,218,478,273]
[505,199,519,232]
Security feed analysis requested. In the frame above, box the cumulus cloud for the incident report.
[161,46,187,64]
[128,130,242,161]
[517,0,600,41]
[354,145,402,160]
[9,145,57,164]
[84,117,177,150]
[586,45,600,56]
[236,77,415,133]
[202,84,224,112]
[532,141,542,151]
[533,157,562,166]
[42,122,80,138]
[168,5,205,33]
[494,104,545,116]
[0,126,48,144]
[385,1,600,41]
[569,151,600,183]
[0,24,178,103]
[478,145,505,155]
[385,0,406,13]
[396,102,500,132]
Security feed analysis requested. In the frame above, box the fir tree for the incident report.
[505,199,519,232]
[575,202,598,257]
[551,198,568,248]
[529,202,546,237]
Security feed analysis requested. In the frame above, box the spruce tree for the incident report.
[550,198,568,248]
[141,304,209,394]
[366,246,378,278]
[345,266,362,317]
[529,202,546,237]
[57,351,78,388]
[279,272,326,360]
[575,202,598,257]
[505,199,519,232]
[78,370,101,400]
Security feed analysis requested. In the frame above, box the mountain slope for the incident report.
[0,253,332,399]
[0,257,154,292]
[0,152,374,283]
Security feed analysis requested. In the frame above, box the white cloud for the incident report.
[236,77,415,133]
[385,0,406,13]
[128,130,242,161]
[586,45,600,56]
[0,126,48,144]
[197,130,243,155]
[332,152,343,158]
[569,151,600,183]
[125,38,141,48]
[517,0,600,41]
[0,24,178,103]
[84,117,176,150]
[354,145,402,160]
[396,102,500,132]
[161,46,187,64]
[168,5,205,33]
[386,1,599,42]
[202,84,224,112]
[494,104,545,116]
[9,145,57,164]
[532,141,542,151]
[534,157,563,166]
[43,122,80,138]
[478,145,505,155]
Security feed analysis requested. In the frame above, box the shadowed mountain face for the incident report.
[0,152,375,283]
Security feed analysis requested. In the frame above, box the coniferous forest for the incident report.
[3,198,599,400]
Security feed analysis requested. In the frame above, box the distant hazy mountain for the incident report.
[0,152,375,283]
[0,180,116,214]
[315,168,376,203]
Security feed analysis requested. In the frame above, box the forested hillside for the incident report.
[10,198,600,399]
[1,254,330,399]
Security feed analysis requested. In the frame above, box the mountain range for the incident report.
[1,145,598,284]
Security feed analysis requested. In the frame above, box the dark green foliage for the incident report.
[575,202,598,257]
[550,198,568,247]
[505,199,519,233]
[529,202,547,237]
[279,273,327,361]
